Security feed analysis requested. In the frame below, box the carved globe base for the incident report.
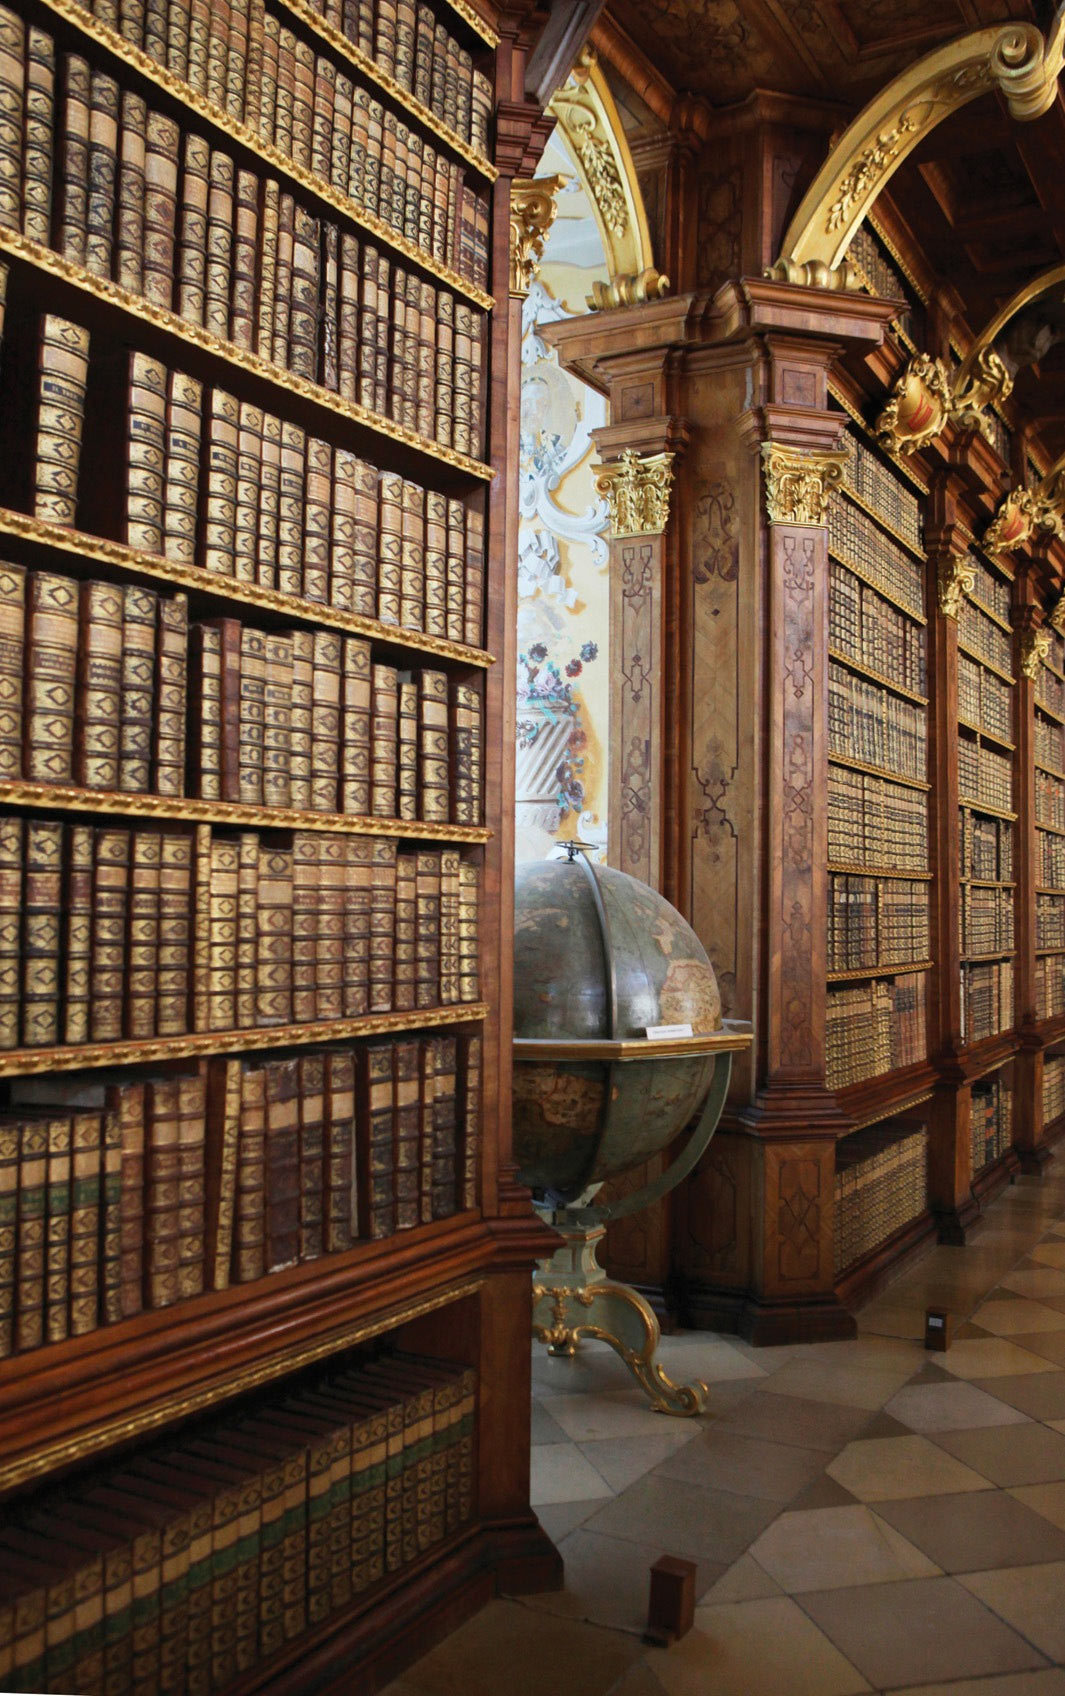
[532,1223,709,1417]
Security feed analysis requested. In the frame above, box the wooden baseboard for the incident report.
[679,1283,858,1345]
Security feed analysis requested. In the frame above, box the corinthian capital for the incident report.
[509,176,567,298]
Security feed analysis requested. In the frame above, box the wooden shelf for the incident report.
[1036,760,1065,782]
[827,543,925,624]
[834,1063,938,1126]
[829,753,929,790]
[0,1001,488,1080]
[959,796,1017,821]
[34,0,495,305]
[828,647,928,705]
[0,779,491,840]
[956,638,1015,687]
[961,878,1017,889]
[827,960,933,982]
[1035,698,1065,724]
[1037,946,1065,957]
[961,949,1016,963]
[1036,817,1065,836]
[828,862,931,879]
[268,0,498,177]
[0,507,494,667]
[958,717,1015,753]
[0,228,493,482]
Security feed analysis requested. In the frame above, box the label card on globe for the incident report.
[645,1023,694,1040]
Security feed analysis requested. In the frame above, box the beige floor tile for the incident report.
[1031,1243,1065,1269]
[1008,1480,1065,1530]
[970,1370,1065,1421]
[938,1339,1058,1379]
[856,1304,926,1340]
[784,1335,923,1368]
[576,1430,695,1494]
[826,1434,995,1501]
[933,1423,1065,1487]
[746,1504,940,1592]
[973,1301,1065,1336]
[654,1334,768,1383]
[530,1443,613,1507]
[581,1472,779,1565]
[798,1575,1047,1688]
[960,1561,1065,1660]
[999,1268,1065,1299]
[532,1341,639,1398]
[534,1498,608,1544]
[652,1426,828,1503]
[519,1527,722,1634]
[885,1674,1065,1696]
[714,1390,872,1453]
[396,1599,643,1696]
[647,1597,871,1696]
[700,1552,782,1604]
[756,1356,914,1410]
[1049,1418,1065,1435]
[874,1488,1065,1572]
[1008,1330,1065,1368]
[540,1389,684,1445]
[600,1665,670,1696]
[884,1381,1030,1433]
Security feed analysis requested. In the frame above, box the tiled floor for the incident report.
[385,1168,1065,1696]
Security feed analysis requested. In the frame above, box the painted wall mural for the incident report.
[515,130,613,864]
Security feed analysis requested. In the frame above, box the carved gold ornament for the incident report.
[984,449,1065,554]
[937,555,976,620]
[548,47,668,311]
[769,18,1065,291]
[1021,626,1053,679]
[1051,594,1065,635]
[760,443,846,527]
[509,176,567,298]
[876,354,955,454]
[596,450,675,537]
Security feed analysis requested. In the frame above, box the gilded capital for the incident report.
[937,555,976,620]
[760,443,845,527]
[595,450,675,537]
[1021,625,1052,679]
[509,176,566,298]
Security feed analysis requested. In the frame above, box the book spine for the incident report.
[399,478,425,630]
[370,663,398,818]
[22,27,55,247]
[291,832,318,1023]
[117,1079,145,1317]
[419,669,450,823]
[116,88,147,295]
[342,837,370,1017]
[369,838,396,1013]
[86,68,120,280]
[256,845,292,1026]
[464,505,484,649]
[163,368,203,565]
[167,0,191,81]
[25,569,79,783]
[234,401,263,583]
[424,489,448,639]
[0,1121,17,1355]
[44,1114,72,1344]
[91,826,129,1041]
[100,1097,123,1323]
[0,815,21,1050]
[69,1111,101,1333]
[205,1057,240,1289]
[119,584,157,793]
[208,834,238,1030]
[297,1051,325,1261]
[155,591,188,796]
[262,630,293,810]
[393,851,414,1011]
[14,1120,46,1350]
[341,635,371,815]
[302,437,332,603]
[458,859,479,1002]
[234,1061,264,1282]
[177,130,211,327]
[316,835,343,1021]
[238,625,266,805]
[126,351,168,554]
[126,828,161,1038]
[22,818,63,1047]
[75,577,124,792]
[204,388,239,576]
[277,420,305,597]
[143,109,180,311]
[257,409,281,588]
[56,51,89,262]
[323,1049,354,1252]
[235,830,258,1029]
[175,1071,206,1300]
[144,1078,180,1307]
[414,849,441,1009]
[264,1057,299,1269]
[289,627,313,812]
[158,828,191,1035]
[204,148,235,341]
[310,630,341,812]
[289,204,321,380]
[256,177,280,363]
[0,560,24,782]
[35,316,91,530]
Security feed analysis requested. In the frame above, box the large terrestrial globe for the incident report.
[513,855,723,1205]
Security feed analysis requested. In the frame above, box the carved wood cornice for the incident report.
[760,443,845,527]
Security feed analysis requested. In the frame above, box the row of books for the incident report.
[958,737,1012,813]
[960,958,1014,1044]
[829,663,926,782]
[1036,769,1065,832]
[828,496,924,620]
[961,884,1015,958]
[829,559,926,696]
[958,651,1012,742]
[833,1119,927,1275]
[20,315,486,641]
[0,1344,476,1692]
[0,1031,480,1354]
[0,817,480,1050]
[962,810,1013,883]
[1044,1054,1065,1128]
[1037,893,1065,951]
[827,874,929,974]
[1034,713,1065,775]
[0,7,491,296]
[848,224,923,347]
[1036,955,1064,1022]
[827,766,928,874]
[837,428,922,552]
[825,971,926,1091]
[958,598,1012,678]
[968,552,1012,628]
[191,625,483,824]
[1039,827,1065,889]
[971,1072,1012,1173]
[1036,660,1065,721]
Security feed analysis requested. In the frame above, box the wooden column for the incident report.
[1015,579,1052,1172]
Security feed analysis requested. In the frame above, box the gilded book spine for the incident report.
[289,628,313,812]
[143,109,181,311]
[0,1121,17,1354]
[154,591,188,797]
[341,636,371,815]
[163,369,203,566]
[35,316,90,530]
[22,26,53,248]
[256,845,292,1026]
[234,1061,264,1282]
[234,401,263,584]
[75,577,124,792]
[302,438,332,604]
[0,560,24,781]
[158,828,190,1035]
[56,52,89,263]
[177,130,211,328]
[14,1120,46,1351]
[100,1094,123,1322]
[126,828,161,1039]
[69,1110,101,1333]
[21,818,63,1047]
[119,584,157,793]
[262,630,293,811]
[204,390,240,577]
[208,835,238,1031]
[86,69,120,280]
[91,827,129,1041]
[26,569,79,782]
[44,1114,71,1343]
[0,5,24,232]
[310,631,341,812]
[238,625,266,805]
[205,1058,240,1290]
[235,829,258,1030]
[204,148,234,341]
[116,88,148,295]
[0,815,21,1049]
[63,822,92,1044]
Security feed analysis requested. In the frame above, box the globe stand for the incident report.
[529,1046,744,1417]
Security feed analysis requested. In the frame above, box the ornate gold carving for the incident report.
[0,227,493,479]
[1051,593,1065,636]
[0,1276,486,1492]
[769,18,1063,289]
[595,450,675,537]
[39,0,497,286]
[984,445,1065,554]
[1021,626,1053,679]
[0,506,494,668]
[531,1280,708,1416]
[0,1001,488,1082]
[509,175,566,297]
[760,443,845,526]
[938,555,976,620]
[876,354,955,454]
[548,47,668,311]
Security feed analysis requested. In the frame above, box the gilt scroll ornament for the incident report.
[937,556,976,620]
[509,177,567,298]
[760,444,845,527]
[984,457,1065,555]
[1021,626,1053,679]
[1052,594,1065,636]
[595,450,675,538]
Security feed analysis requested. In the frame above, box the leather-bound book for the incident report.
[22,25,54,246]
[257,408,282,587]
[262,630,293,810]
[157,828,191,1034]
[75,579,123,792]
[90,827,129,1041]
[289,627,313,811]
[297,1051,325,1260]
[163,368,203,564]
[208,834,238,1031]
[126,828,161,1039]
[323,1049,354,1253]
[126,352,168,554]
[35,316,90,530]
[22,818,63,1047]
[176,130,211,326]
[234,400,263,583]
[143,109,181,310]
[231,167,259,350]
[116,88,147,294]
[368,837,395,1012]
[204,148,234,340]
[203,389,239,575]
[277,419,305,597]
[316,834,343,1019]
[119,584,157,793]
[392,852,414,1015]
[302,437,332,603]
[0,815,19,1050]
[204,1057,240,1290]
[234,829,258,1029]
[291,831,318,1023]
[310,629,341,811]
[43,1113,72,1344]
[414,848,441,1009]
[154,589,187,797]
[255,843,293,1026]
[233,1061,265,1283]
[340,635,371,814]
[263,1056,299,1269]
[238,624,266,805]
[86,68,120,280]
[342,836,371,1016]
[189,621,222,800]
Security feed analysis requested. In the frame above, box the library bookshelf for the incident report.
[0,0,561,1689]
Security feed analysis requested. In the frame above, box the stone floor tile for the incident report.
[826,1434,995,1501]
[960,1561,1065,1661]
[534,1498,609,1544]
[1009,1330,1065,1368]
[884,1380,1031,1433]
[932,1423,1065,1487]
[539,1389,683,1444]
[874,1487,1065,1571]
[396,1599,644,1696]
[885,1674,1065,1696]
[700,1552,782,1604]
[972,1301,1065,1336]
[647,1597,871,1696]
[797,1575,1047,1689]
[909,1360,957,1383]
[601,1665,670,1696]
[785,1335,924,1369]
[518,1527,723,1634]
[651,1426,828,1503]
[1030,1243,1065,1269]
[1049,1418,1065,1435]
[654,1333,768,1383]
[576,1429,695,1494]
[1008,1479,1065,1528]
[532,1341,639,1399]
[581,1472,779,1566]
[530,1402,569,1445]
[938,1339,1058,1379]
[746,1503,940,1592]
[530,1442,613,1506]
[860,1410,915,1438]
[756,1356,919,1410]
[969,1370,1065,1421]
[856,1304,926,1340]
[713,1390,874,1453]
[998,1268,1065,1299]
[787,1471,859,1511]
